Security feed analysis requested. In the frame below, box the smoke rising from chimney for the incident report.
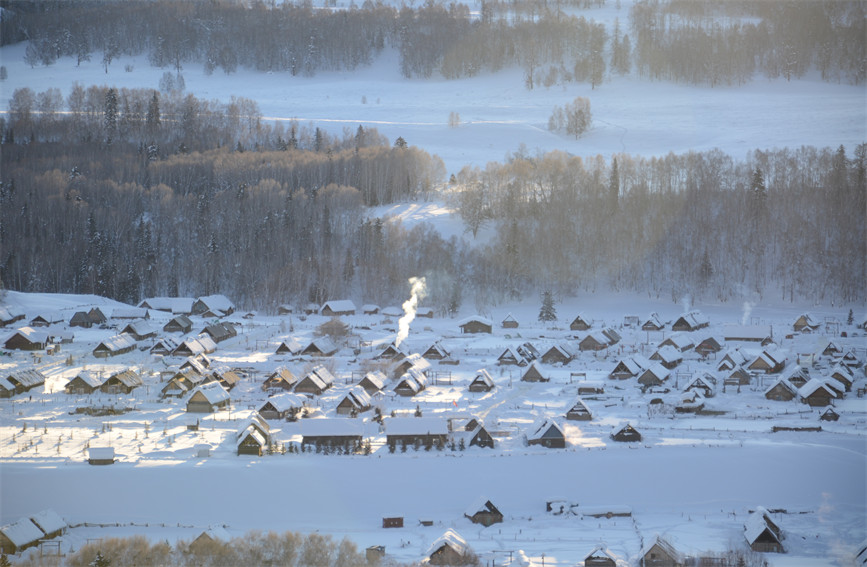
[395,276,427,348]
[741,301,754,325]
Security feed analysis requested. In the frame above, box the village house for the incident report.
[0,306,26,327]
[112,307,149,320]
[422,341,451,361]
[764,378,799,402]
[375,342,404,360]
[526,418,566,449]
[236,426,268,456]
[658,333,695,352]
[87,446,115,465]
[121,319,158,341]
[569,313,592,331]
[210,367,241,391]
[64,371,104,395]
[793,313,820,333]
[163,315,193,334]
[799,379,837,407]
[150,336,181,356]
[99,369,142,394]
[262,367,298,392]
[160,370,203,398]
[676,390,705,414]
[426,529,473,566]
[468,369,495,392]
[301,336,339,357]
[70,311,94,328]
[828,364,854,392]
[301,418,363,451]
[459,316,493,334]
[191,294,235,317]
[393,368,428,397]
[30,312,63,327]
[0,519,46,555]
[87,307,108,326]
[501,313,519,328]
[385,417,448,450]
[294,365,335,395]
[695,335,725,357]
[358,371,386,395]
[723,325,773,345]
[29,509,66,541]
[172,337,217,357]
[361,304,380,315]
[577,381,605,395]
[565,397,592,421]
[464,497,504,527]
[650,345,683,369]
[683,373,716,398]
[642,312,665,331]
[390,352,430,379]
[200,322,237,343]
[186,382,231,413]
[0,370,46,398]
[188,527,231,553]
[583,545,621,567]
[275,337,303,355]
[336,386,372,416]
[744,508,784,553]
[639,535,684,566]
[258,393,306,421]
[725,366,752,387]
[497,346,525,366]
[638,363,671,388]
[521,361,548,383]
[320,300,356,316]
[717,348,750,372]
[4,326,49,351]
[671,310,710,332]
[747,348,786,374]
[469,424,495,449]
[579,331,614,352]
[138,297,195,314]
[416,307,434,318]
[820,407,840,422]
[92,333,137,358]
[611,423,642,442]
[541,342,575,365]
[609,355,651,380]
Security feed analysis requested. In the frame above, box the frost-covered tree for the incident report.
[539,290,557,322]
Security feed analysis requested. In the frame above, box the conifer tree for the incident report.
[539,290,557,322]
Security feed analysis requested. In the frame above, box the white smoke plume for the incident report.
[741,301,754,325]
[395,276,427,348]
[681,294,692,314]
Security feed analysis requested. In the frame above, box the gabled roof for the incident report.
[30,509,66,535]
[260,393,306,413]
[640,535,683,563]
[674,310,710,329]
[194,294,235,314]
[526,418,565,442]
[470,369,495,388]
[464,496,502,518]
[611,355,651,376]
[320,299,356,314]
[151,336,181,353]
[659,332,694,351]
[106,369,142,388]
[642,312,664,329]
[138,297,195,313]
[121,319,156,337]
[386,417,448,436]
[68,371,104,389]
[95,333,137,352]
[426,529,470,557]
[799,378,837,399]
[764,377,798,397]
[652,345,683,364]
[6,369,46,389]
[744,509,782,546]
[0,517,44,547]
[6,326,49,345]
[303,336,338,356]
[339,386,372,409]
[188,382,231,405]
[276,337,303,355]
[359,371,386,391]
[301,418,363,437]
[112,307,149,319]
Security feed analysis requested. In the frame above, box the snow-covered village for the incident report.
[0,0,865,565]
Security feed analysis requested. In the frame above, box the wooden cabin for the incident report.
[611,423,642,442]
[468,369,495,392]
[464,497,504,527]
[526,418,566,449]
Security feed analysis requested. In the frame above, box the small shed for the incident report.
[610,423,642,442]
[88,446,116,465]
[820,407,840,422]
[464,497,504,527]
[501,313,519,329]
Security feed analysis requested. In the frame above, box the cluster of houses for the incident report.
[0,510,67,555]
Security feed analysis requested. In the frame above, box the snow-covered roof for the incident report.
[799,378,837,399]
[7,369,46,389]
[0,306,26,322]
[152,336,181,352]
[97,333,137,352]
[340,386,372,409]
[640,535,683,563]
[362,304,380,313]
[320,299,356,314]
[189,382,231,405]
[260,393,307,413]
[652,345,683,364]
[763,377,798,397]
[106,369,142,388]
[744,509,781,545]
[360,371,386,390]
[237,426,266,449]
[301,418,363,437]
[112,307,148,319]
[122,319,156,337]
[69,371,104,388]
[304,336,338,355]
[458,315,493,326]
[0,517,44,547]
[276,337,303,354]
[88,447,115,460]
[526,418,564,441]
[6,326,49,344]
[641,362,671,381]
[195,294,235,312]
[138,297,195,313]
[426,528,469,557]
[30,509,66,535]
[723,324,772,341]
[660,332,694,350]
[464,496,500,517]
[386,417,448,436]
[382,306,404,317]
[470,369,495,387]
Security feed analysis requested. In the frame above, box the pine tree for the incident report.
[847,309,854,325]
[539,290,557,322]
[103,87,118,143]
[146,91,160,133]
[91,551,110,567]
[0,554,11,567]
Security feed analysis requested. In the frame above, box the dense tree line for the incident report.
[454,144,865,304]
[0,86,448,309]
[631,0,866,86]
[2,0,861,88]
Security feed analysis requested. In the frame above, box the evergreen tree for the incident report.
[91,551,111,567]
[394,136,407,149]
[609,157,620,213]
[103,87,118,142]
[146,91,160,133]
[0,554,11,567]
[539,290,557,321]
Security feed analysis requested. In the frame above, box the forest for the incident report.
[1,84,864,311]
[1,0,863,89]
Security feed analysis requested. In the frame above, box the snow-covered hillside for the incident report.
[1,290,864,565]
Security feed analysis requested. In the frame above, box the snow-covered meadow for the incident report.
[1,290,865,565]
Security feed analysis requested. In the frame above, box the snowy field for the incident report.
[1,290,865,565]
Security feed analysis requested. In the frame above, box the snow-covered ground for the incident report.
[1,290,865,565]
